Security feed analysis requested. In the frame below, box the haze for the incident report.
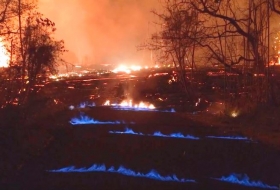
[38,0,160,70]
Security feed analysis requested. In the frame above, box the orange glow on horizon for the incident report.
[0,38,9,68]
[38,0,161,67]
[112,65,143,74]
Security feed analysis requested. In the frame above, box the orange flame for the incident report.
[103,99,156,110]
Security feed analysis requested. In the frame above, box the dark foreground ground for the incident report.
[1,107,279,190]
[1,74,280,190]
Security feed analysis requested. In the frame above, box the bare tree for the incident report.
[147,0,205,99]
[0,0,35,106]
[189,0,271,73]
[269,0,280,14]
[23,12,66,100]
[0,0,34,34]
[187,0,279,111]
[145,0,280,115]
[0,0,12,23]
[0,1,65,107]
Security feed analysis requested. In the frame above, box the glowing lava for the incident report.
[214,173,278,189]
[109,128,200,140]
[69,114,135,125]
[231,111,239,118]
[47,164,196,183]
[112,65,142,74]
[0,38,9,67]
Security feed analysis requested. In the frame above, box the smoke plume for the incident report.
[38,0,160,69]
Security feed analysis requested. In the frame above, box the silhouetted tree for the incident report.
[147,0,280,115]
[0,0,36,106]
[190,0,280,112]
[22,12,66,100]
[147,0,205,98]
[269,0,280,14]
[0,0,12,23]
[0,2,66,107]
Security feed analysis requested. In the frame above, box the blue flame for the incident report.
[163,108,176,113]
[206,136,250,141]
[86,102,96,107]
[111,107,153,112]
[109,128,254,142]
[109,128,200,140]
[69,102,96,110]
[70,114,135,125]
[109,128,144,136]
[152,131,199,140]
[47,164,196,183]
[214,173,278,189]
[78,102,96,109]
[110,106,176,113]
[78,102,87,109]
[69,105,75,110]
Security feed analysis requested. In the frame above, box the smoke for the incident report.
[38,0,160,69]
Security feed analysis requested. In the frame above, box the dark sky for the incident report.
[39,0,160,69]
